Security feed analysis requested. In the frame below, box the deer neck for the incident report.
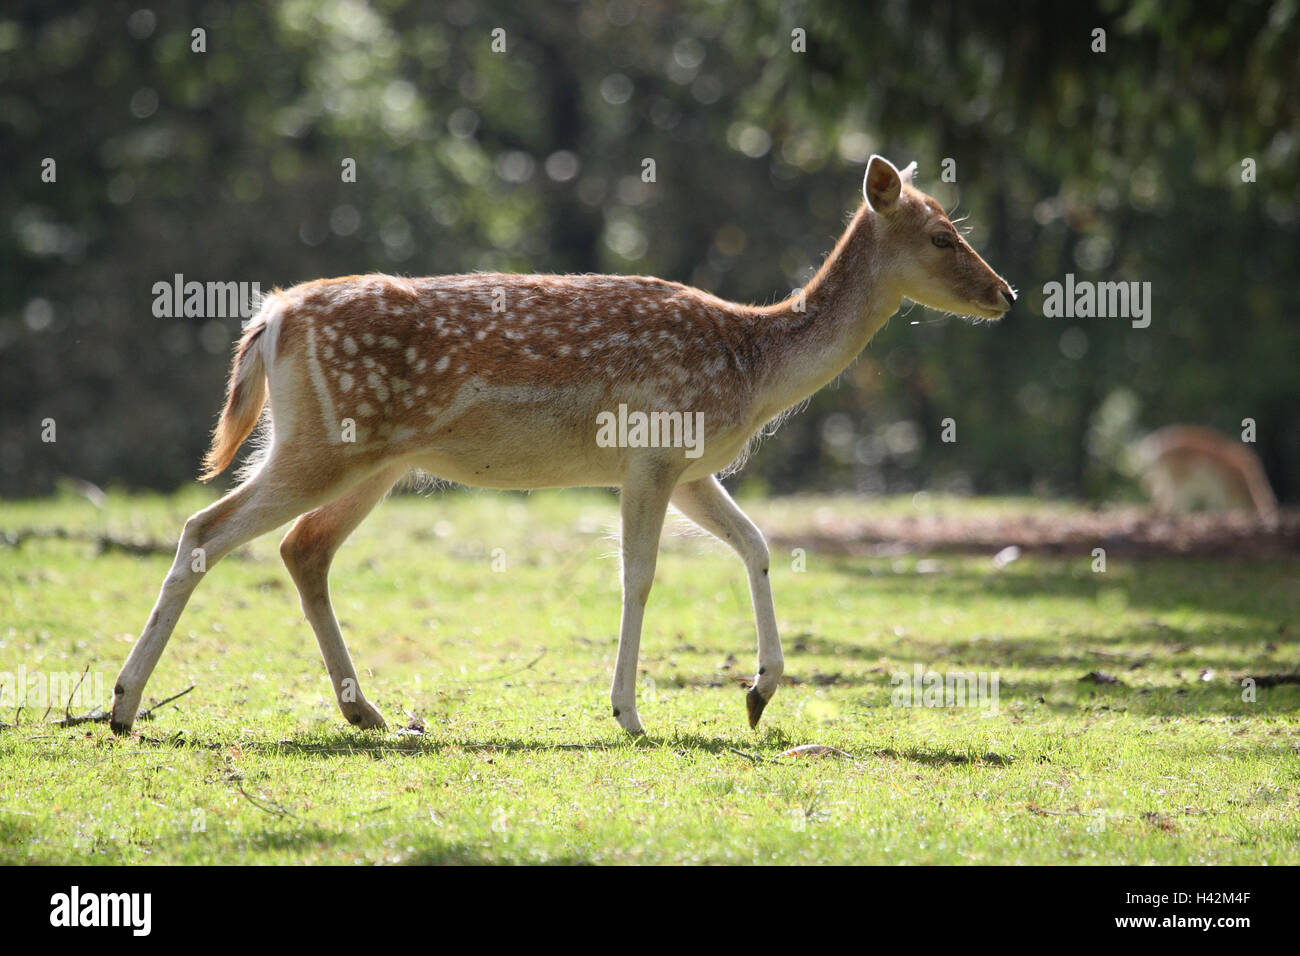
[750,205,902,418]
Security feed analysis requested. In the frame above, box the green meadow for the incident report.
[1,489,1296,864]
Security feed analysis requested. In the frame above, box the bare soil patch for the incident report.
[767,508,1299,560]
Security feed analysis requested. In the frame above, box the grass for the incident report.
[1,487,1297,864]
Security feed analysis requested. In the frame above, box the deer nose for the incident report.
[1001,288,1017,307]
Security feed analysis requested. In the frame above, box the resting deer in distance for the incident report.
[1135,424,1279,525]
[110,155,1015,736]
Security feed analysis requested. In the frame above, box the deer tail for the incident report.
[199,296,280,481]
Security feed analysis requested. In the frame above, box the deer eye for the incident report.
[931,233,954,249]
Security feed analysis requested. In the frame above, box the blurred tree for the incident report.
[1,0,1296,501]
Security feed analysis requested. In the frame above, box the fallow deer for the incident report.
[1135,425,1278,524]
[110,155,1015,735]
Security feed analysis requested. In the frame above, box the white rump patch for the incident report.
[304,323,342,443]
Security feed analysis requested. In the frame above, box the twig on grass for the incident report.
[64,665,90,721]
[53,683,196,727]
[136,684,196,720]
[236,780,298,819]
[1025,802,1088,817]
[778,744,853,759]
[55,708,109,727]
[449,649,547,685]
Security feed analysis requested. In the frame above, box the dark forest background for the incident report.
[2,0,1297,500]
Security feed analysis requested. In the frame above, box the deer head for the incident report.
[863,155,1015,320]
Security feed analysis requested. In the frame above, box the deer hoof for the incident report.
[109,687,137,735]
[345,702,387,731]
[109,717,133,736]
[612,706,644,735]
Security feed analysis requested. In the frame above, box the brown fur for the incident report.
[112,155,1014,736]
[195,174,1010,487]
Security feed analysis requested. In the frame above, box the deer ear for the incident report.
[899,161,918,187]
[864,155,902,213]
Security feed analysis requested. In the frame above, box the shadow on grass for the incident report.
[398,841,591,865]
[833,557,1298,622]
[0,815,42,865]
[845,673,1300,719]
[0,814,133,865]
[870,746,1013,767]
[226,730,771,759]
[157,820,593,864]
[240,824,351,854]
[118,725,1022,774]
[785,621,1289,675]
[983,677,1300,719]
[777,554,1297,719]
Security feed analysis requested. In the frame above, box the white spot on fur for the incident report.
[304,323,341,443]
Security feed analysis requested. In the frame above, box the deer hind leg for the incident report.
[610,463,678,735]
[110,457,357,733]
[670,475,784,728]
[279,465,406,731]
